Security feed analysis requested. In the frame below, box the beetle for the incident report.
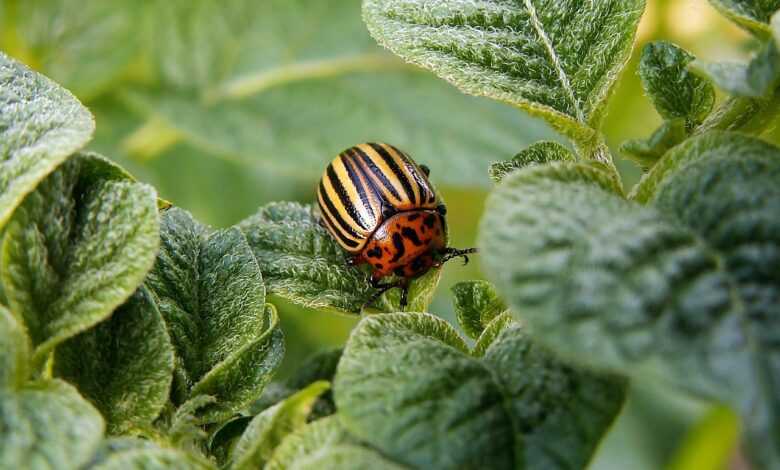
[317,142,476,309]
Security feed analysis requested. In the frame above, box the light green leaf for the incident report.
[472,312,515,357]
[621,118,688,169]
[362,0,646,145]
[639,42,715,125]
[708,0,780,37]
[87,437,214,470]
[691,39,780,98]
[377,266,441,313]
[334,312,625,470]
[652,135,780,468]
[451,280,507,339]
[53,286,174,435]
[0,51,94,229]
[0,305,29,390]
[231,381,330,470]
[0,380,104,470]
[489,141,576,183]
[145,208,283,423]
[9,1,142,99]
[266,416,406,470]
[1,153,159,370]
[630,131,775,203]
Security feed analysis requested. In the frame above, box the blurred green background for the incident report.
[1,0,771,468]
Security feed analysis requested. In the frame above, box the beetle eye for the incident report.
[436,204,447,216]
[382,205,395,218]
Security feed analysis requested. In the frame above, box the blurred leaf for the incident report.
[53,286,174,435]
[266,416,405,470]
[9,0,142,99]
[87,437,214,470]
[621,118,688,169]
[334,312,625,470]
[231,381,330,469]
[0,51,94,229]
[145,208,283,423]
[490,141,576,183]
[0,305,29,390]
[451,280,507,339]
[1,153,159,370]
[638,42,715,125]
[692,39,780,98]
[0,380,104,470]
[362,0,645,147]
[708,0,780,37]
[667,406,740,470]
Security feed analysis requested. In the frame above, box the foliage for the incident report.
[1,1,779,470]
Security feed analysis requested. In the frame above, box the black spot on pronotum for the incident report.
[411,256,425,272]
[401,227,423,246]
[366,247,382,259]
[424,214,437,228]
[407,213,420,221]
[374,263,383,269]
[391,232,405,262]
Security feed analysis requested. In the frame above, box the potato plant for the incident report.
[1,1,779,469]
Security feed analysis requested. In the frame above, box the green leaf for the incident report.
[9,1,142,99]
[0,380,104,470]
[1,153,159,370]
[231,381,330,469]
[0,305,29,390]
[87,437,214,470]
[240,202,423,315]
[489,141,576,183]
[0,51,94,229]
[472,312,515,357]
[362,0,646,145]
[53,286,174,435]
[145,208,284,422]
[451,280,507,339]
[334,312,625,470]
[651,134,780,468]
[638,42,715,125]
[266,416,406,470]
[621,118,688,169]
[691,39,780,98]
[708,0,780,37]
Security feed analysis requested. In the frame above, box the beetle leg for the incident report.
[364,277,409,311]
[399,282,410,310]
[346,254,363,266]
[441,247,478,266]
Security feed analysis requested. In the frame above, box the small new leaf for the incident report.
[0,52,94,229]
[621,118,688,169]
[362,0,646,144]
[451,280,507,339]
[490,141,576,183]
[639,42,715,125]
[0,306,29,390]
[1,153,159,370]
[54,286,175,435]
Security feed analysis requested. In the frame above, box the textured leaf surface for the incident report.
[145,208,283,423]
[232,381,330,469]
[335,312,625,470]
[489,141,576,183]
[0,380,104,470]
[1,153,159,369]
[639,42,715,125]
[0,306,29,390]
[266,416,405,470]
[708,0,780,36]
[362,0,646,142]
[451,280,507,339]
[0,51,94,228]
[621,118,688,169]
[54,287,174,435]
[87,438,214,470]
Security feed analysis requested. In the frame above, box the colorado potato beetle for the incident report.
[317,142,476,309]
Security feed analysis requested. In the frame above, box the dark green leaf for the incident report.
[638,42,715,125]
[87,437,214,470]
[0,51,94,229]
[362,0,646,144]
[691,39,780,98]
[53,286,174,435]
[621,118,688,169]
[1,153,159,369]
[0,305,29,390]
[334,312,625,470]
[266,416,406,470]
[231,381,330,470]
[145,208,283,423]
[451,280,507,339]
[0,380,104,470]
[489,141,576,183]
[708,0,780,37]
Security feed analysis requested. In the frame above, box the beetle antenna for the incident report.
[441,247,478,266]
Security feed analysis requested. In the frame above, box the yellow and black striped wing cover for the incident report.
[317,143,438,253]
